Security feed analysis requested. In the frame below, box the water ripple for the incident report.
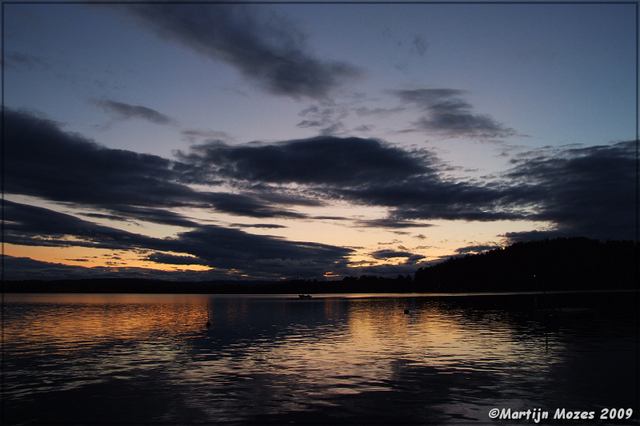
[4,293,636,424]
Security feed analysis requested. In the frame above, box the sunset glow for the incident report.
[3,3,635,282]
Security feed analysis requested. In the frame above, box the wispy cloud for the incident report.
[91,99,175,125]
[355,106,406,118]
[354,218,433,229]
[122,4,362,99]
[297,103,350,136]
[393,88,516,138]
[380,29,429,73]
[181,129,234,144]
[3,52,49,71]
[411,35,429,56]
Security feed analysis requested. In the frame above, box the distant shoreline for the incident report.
[3,278,637,294]
[5,289,636,313]
[3,287,637,295]
[4,237,637,295]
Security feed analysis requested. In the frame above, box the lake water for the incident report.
[3,292,637,425]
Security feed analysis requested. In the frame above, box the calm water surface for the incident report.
[3,292,637,425]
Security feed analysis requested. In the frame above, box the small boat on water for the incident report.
[298,294,312,299]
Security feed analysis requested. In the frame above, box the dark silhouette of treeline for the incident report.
[412,237,637,293]
[4,237,637,294]
[286,237,637,294]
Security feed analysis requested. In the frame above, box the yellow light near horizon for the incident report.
[4,243,212,273]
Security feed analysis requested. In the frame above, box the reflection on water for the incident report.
[3,293,637,425]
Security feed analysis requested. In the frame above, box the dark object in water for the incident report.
[298,294,312,299]
[404,308,410,314]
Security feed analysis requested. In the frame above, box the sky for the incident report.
[2,2,637,282]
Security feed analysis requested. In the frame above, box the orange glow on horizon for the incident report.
[4,243,212,273]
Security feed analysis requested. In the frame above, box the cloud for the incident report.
[380,29,429,74]
[393,88,516,138]
[4,108,304,221]
[155,226,352,279]
[7,108,520,228]
[502,140,637,242]
[3,52,49,71]
[97,205,202,228]
[370,249,416,259]
[455,244,501,254]
[2,255,112,281]
[144,253,209,266]
[338,176,527,222]
[5,108,185,207]
[179,133,633,228]
[5,108,635,281]
[2,254,217,281]
[367,250,426,270]
[91,99,175,125]
[297,103,350,135]
[122,4,361,99]
[411,35,429,56]
[3,200,152,250]
[236,138,529,225]
[203,192,308,219]
[78,212,129,222]
[355,106,406,118]
[181,129,233,143]
[358,138,633,234]
[232,224,287,229]
[4,200,353,280]
[394,88,467,106]
[176,136,429,186]
[354,218,433,229]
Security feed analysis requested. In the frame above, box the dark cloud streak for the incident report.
[122,4,361,99]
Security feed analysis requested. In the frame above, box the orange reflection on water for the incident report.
[229,297,560,398]
[5,294,558,393]
[4,294,211,353]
